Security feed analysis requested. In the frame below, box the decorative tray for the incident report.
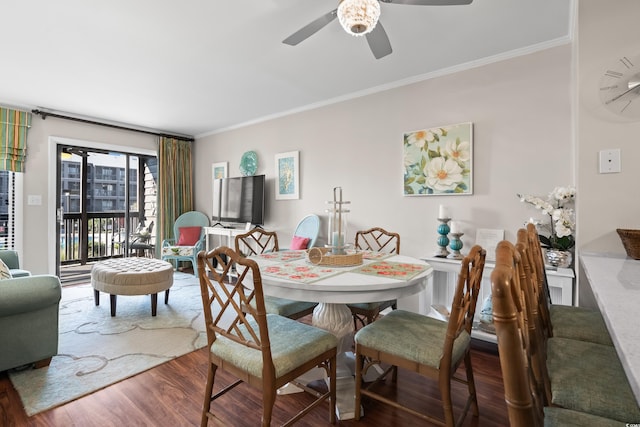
[306,247,363,267]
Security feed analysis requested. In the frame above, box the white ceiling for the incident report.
[1,0,572,137]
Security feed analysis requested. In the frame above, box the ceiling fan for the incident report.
[282,0,473,59]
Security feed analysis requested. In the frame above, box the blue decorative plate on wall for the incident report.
[239,151,258,176]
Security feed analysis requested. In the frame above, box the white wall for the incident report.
[576,0,640,255]
[194,45,573,265]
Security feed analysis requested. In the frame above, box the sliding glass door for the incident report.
[56,144,157,277]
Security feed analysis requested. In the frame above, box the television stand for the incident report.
[204,226,248,252]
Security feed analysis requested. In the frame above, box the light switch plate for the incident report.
[27,194,42,205]
[599,149,621,174]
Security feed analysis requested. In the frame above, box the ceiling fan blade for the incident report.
[366,22,392,59]
[282,9,338,46]
[380,0,472,5]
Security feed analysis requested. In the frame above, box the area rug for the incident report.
[9,271,207,416]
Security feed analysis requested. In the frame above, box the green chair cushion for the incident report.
[550,304,613,346]
[211,314,337,379]
[354,309,469,368]
[547,337,640,422]
[544,406,622,426]
[261,296,317,318]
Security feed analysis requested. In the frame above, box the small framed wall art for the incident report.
[403,122,473,196]
[212,162,228,180]
[275,151,299,200]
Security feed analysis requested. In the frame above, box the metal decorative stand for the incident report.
[434,218,451,257]
[326,187,350,255]
[447,232,464,260]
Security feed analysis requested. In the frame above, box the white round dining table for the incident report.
[249,251,434,420]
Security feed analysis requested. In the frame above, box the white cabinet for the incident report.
[420,256,574,343]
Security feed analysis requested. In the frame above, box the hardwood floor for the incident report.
[0,338,508,427]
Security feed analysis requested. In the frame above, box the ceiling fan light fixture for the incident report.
[337,0,381,37]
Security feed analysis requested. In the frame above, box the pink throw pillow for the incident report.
[290,235,311,250]
[178,226,202,245]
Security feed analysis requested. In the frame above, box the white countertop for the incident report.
[580,251,640,404]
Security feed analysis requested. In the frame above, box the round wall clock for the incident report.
[599,53,640,119]
[239,151,258,176]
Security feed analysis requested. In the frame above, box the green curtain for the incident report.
[0,108,31,172]
[158,137,193,247]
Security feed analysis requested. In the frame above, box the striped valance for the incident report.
[0,108,31,173]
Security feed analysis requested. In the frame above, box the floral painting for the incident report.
[403,122,473,196]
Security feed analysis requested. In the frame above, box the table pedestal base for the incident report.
[277,302,361,420]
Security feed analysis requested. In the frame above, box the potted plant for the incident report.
[517,186,576,268]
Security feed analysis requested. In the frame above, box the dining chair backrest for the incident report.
[444,244,486,359]
[355,227,400,254]
[235,228,279,256]
[492,239,544,427]
[293,214,320,248]
[197,246,269,358]
[526,222,554,338]
[516,229,553,405]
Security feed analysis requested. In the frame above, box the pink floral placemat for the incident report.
[351,261,428,280]
[261,263,343,283]
[357,250,393,261]
[254,250,307,263]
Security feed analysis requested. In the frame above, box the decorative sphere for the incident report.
[450,238,463,251]
[437,223,450,235]
[437,235,450,247]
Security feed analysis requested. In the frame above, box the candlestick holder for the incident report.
[326,187,350,255]
[447,232,464,260]
[434,218,451,257]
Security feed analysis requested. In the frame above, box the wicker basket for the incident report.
[616,229,640,259]
[306,247,363,266]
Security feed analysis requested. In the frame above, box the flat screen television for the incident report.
[212,174,265,226]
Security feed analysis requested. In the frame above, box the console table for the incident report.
[421,255,575,343]
[203,226,248,252]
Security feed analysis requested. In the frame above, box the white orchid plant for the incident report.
[403,126,471,195]
[518,186,576,251]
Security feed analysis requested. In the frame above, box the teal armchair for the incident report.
[0,250,31,277]
[0,274,62,372]
[161,211,210,277]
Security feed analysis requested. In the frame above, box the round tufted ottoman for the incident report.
[91,257,174,317]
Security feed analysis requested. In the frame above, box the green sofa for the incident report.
[0,274,62,372]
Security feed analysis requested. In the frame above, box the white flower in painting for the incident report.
[406,128,444,149]
[444,139,470,164]
[404,142,422,168]
[406,130,429,149]
[425,157,463,192]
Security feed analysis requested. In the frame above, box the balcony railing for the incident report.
[60,212,147,264]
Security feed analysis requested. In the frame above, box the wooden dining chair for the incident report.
[513,231,640,423]
[196,246,337,427]
[235,228,317,320]
[525,223,613,346]
[347,227,400,328]
[491,240,621,427]
[354,245,486,426]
